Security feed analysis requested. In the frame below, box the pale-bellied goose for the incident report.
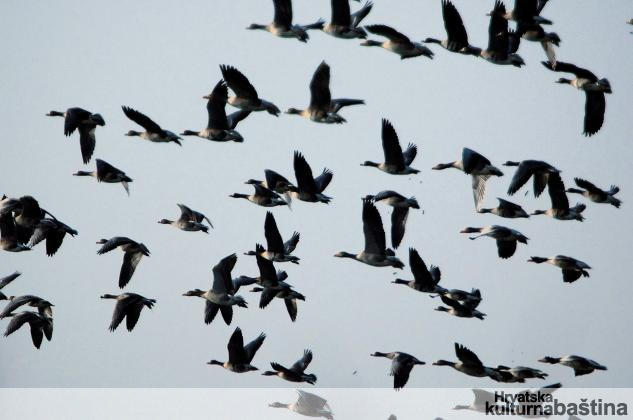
[438,288,482,309]
[424,0,480,55]
[207,327,266,372]
[460,225,528,259]
[433,343,499,379]
[510,20,560,65]
[245,211,300,263]
[435,295,486,320]
[262,349,317,384]
[251,284,305,322]
[0,271,20,300]
[269,390,334,419]
[361,25,433,59]
[504,159,560,197]
[367,191,419,248]
[288,151,333,203]
[46,107,105,164]
[491,0,552,25]
[100,292,155,332]
[158,203,213,233]
[538,355,606,376]
[392,248,445,294]
[541,61,611,137]
[73,159,133,195]
[245,169,296,195]
[220,65,280,116]
[3,311,53,349]
[286,61,364,123]
[335,198,404,269]
[371,351,425,390]
[0,295,54,318]
[528,255,590,283]
[478,198,529,218]
[96,237,150,288]
[566,178,621,208]
[531,172,586,221]
[362,119,419,175]
[0,213,31,252]
[230,184,289,207]
[495,365,548,380]
[181,80,250,142]
[182,253,247,325]
[122,106,181,145]
[433,148,503,210]
[322,0,372,39]
[247,0,324,42]
[479,1,525,67]
[27,216,78,256]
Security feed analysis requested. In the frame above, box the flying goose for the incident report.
[528,255,591,283]
[367,191,419,248]
[96,237,150,288]
[230,184,289,207]
[46,107,105,164]
[269,390,334,419]
[478,198,529,218]
[6,195,47,244]
[460,225,528,259]
[371,351,425,390]
[504,159,560,197]
[182,253,247,325]
[207,327,266,372]
[433,343,499,379]
[510,21,560,65]
[158,203,213,233]
[453,388,497,413]
[0,295,54,319]
[361,25,433,59]
[286,61,364,123]
[541,61,611,136]
[322,0,373,39]
[438,288,482,309]
[335,199,404,268]
[244,212,300,263]
[262,349,317,384]
[433,148,503,210]
[73,159,133,195]
[491,0,552,25]
[479,1,525,67]
[100,292,155,332]
[287,151,333,203]
[531,172,586,221]
[495,365,548,380]
[0,271,20,300]
[27,216,78,256]
[392,248,445,294]
[362,119,419,175]
[424,0,480,55]
[247,0,324,42]
[245,169,296,195]
[538,355,606,376]
[122,106,181,145]
[0,213,30,252]
[566,178,621,208]
[3,311,53,349]
[181,80,251,142]
[435,295,486,320]
[250,283,305,322]
[220,65,281,116]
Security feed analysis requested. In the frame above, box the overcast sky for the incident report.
[1,0,631,395]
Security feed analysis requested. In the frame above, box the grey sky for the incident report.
[0,0,631,391]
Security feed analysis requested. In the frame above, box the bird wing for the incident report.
[125,304,143,331]
[204,301,220,324]
[77,125,96,164]
[122,106,163,133]
[455,343,483,367]
[177,203,196,222]
[0,295,40,318]
[244,332,266,363]
[574,178,602,194]
[120,251,143,288]
[390,208,409,249]
[227,327,249,364]
[513,0,538,23]
[487,1,509,57]
[284,298,298,322]
[507,162,533,195]
[409,248,434,288]
[294,151,318,194]
[226,109,251,129]
[63,108,91,136]
[402,143,417,167]
[365,25,411,44]
[207,80,230,130]
[284,231,300,254]
[220,65,259,100]
[562,269,582,283]
[443,0,469,45]
[212,253,238,294]
[362,199,386,254]
[392,362,414,390]
[583,91,605,137]
[264,169,292,191]
[96,236,132,254]
[309,61,332,112]
[331,0,351,26]
[220,306,234,325]
[108,299,129,331]
[541,61,597,80]
[351,1,373,27]
[496,238,518,259]
[314,168,333,193]
[291,349,313,372]
[546,172,569,210]
[0,271,20,290]
[497,198,524,212]
[256,244,279,284]
[472,175,490,211]
[264,212,285,253]
[273,0,293,28]
[462,147,490,174]
[381,119,405,170]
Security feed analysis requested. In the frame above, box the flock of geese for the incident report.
[0,0,624,401]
